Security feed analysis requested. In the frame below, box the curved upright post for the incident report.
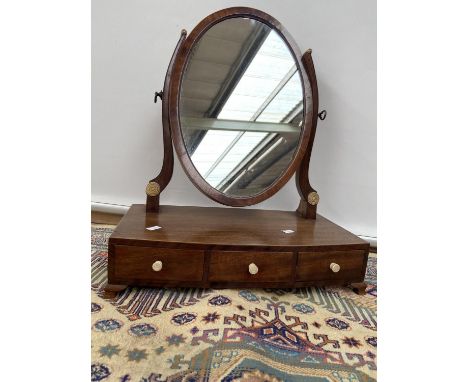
[146,30,187,212]
[296,49,320,219]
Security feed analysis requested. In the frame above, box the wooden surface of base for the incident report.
[107,204,369,289]
[110,205,367,250]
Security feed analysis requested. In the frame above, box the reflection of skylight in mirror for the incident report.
[256,72,303,123]
[205,132,267,187]
[187,24,304,194]
[190,130,239,176]
[217,30,297,121]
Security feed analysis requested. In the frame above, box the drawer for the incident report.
[296,250,366,281]
[209,251,293,282]
[113,245,205,282]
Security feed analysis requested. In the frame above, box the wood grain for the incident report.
[295,49,320,219]
[296,250,365,281]
[110,205,368,251]
[111,245,204,284]
[146,30,187,212]
[209,251,293,282]
[107,204,370,289]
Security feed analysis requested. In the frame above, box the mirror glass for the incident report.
[180,17,304,197]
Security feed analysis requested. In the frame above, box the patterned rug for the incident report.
[91,225,377,382]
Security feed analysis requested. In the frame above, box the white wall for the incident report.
[92,0,376,238]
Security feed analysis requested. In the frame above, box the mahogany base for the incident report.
[106,204,370,292]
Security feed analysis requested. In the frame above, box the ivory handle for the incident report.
[248,263,259,275]
[330,263,340,273]
[152,260,163,272]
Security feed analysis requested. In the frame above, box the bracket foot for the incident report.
[102,283,127,299]
[349,282,367,295]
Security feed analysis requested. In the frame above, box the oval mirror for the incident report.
[171,9,312,206]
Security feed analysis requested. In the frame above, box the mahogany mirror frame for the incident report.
[146,7,321,217]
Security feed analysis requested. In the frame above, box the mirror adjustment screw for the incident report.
[154,91,163,103]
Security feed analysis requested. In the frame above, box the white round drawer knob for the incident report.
[248,263,259,275]
[152,260,163,272]
[330,263,341,273]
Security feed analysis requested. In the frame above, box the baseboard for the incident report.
[358,235,377,249]
[91,201,130,215]
[91,201,377,248]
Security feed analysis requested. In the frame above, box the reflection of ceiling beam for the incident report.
[182,117,300,134]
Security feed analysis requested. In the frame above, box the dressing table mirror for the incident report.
[104,7,369,298]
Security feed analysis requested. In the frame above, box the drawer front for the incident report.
[209,251,293,282]
[113,245,205,282]
[296,250,366,281]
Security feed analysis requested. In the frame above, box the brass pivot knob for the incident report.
[307,191,319,206]
[330,263,340,273]
[146,181,160,197]
[152,260,163,272]
[248,263,259,275]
